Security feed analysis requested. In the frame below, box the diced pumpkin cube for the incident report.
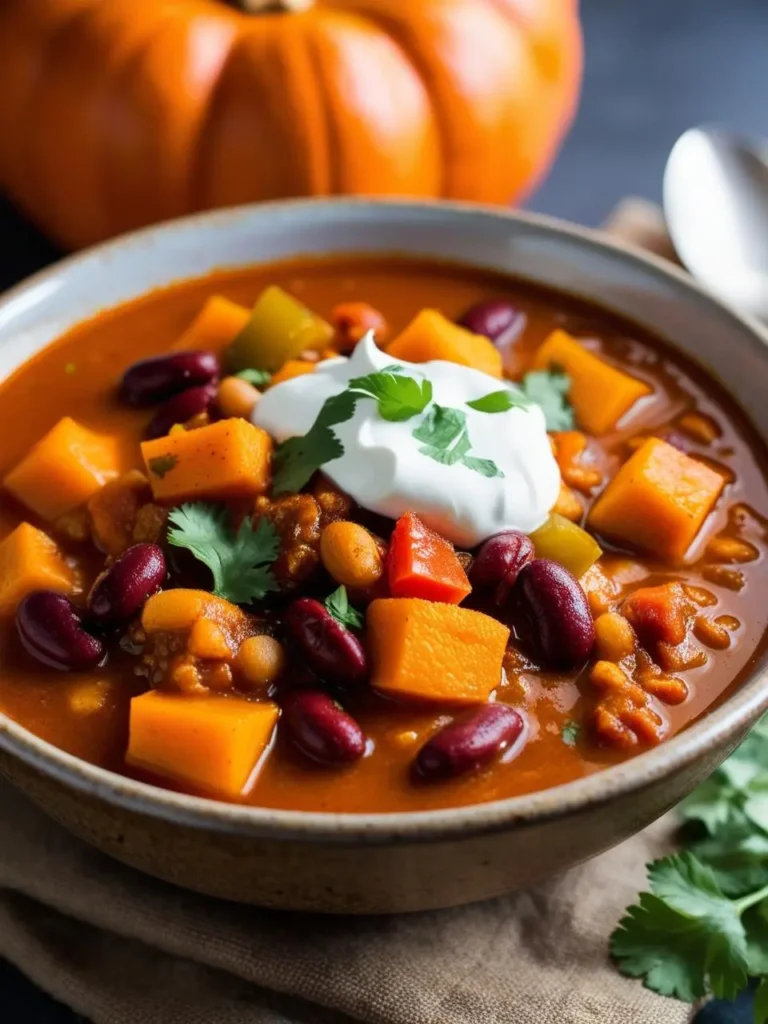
[226,286,334,372]
[172,296,249,354]
[141,418,272,504]
[588,438,725,563]
[533,329,651,435]
[4,417,121,521]
[387,309,503,379]
[127,692,278,798]
[0,523,75,615]
[368,598,509,704]
[270,359,316,387]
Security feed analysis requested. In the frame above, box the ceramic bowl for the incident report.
[1,200,767,914]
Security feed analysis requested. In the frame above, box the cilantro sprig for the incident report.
[348,366,432,422]
[613,716,768,1020]
[324,585,364,630]
[235,367,272,388]
[167,503,279,605]
[519,369,574,431]
[413,404,503,478]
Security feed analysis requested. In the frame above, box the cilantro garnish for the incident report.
[147,454,178,479]
[613,715,768,1019]
[413,404,504,479]
[272,390,359,494]
[519,369,574,431]
[467,388,532,414]
[348,368,432,422]
[235,367,272,388]
[324,585,364,630]
[166,503,279,604]
[561,720,580,747]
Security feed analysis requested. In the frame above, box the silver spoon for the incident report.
[663,126,768,321]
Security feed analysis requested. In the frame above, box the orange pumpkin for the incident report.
[0,0,582,250]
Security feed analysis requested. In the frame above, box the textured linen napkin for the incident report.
[0,199,695,1024]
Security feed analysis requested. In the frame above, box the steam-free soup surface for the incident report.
[0,257,766,812]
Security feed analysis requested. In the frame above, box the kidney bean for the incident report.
[282,689,366,765]
[286,597,368,687]
[88,543,166,626]
[458,299,522,344]
[119,350,219,407]
[415,704,525,782]
[145,381,218,439]
[513,559,595,670]
[17,591,105,671]
[470,531,534,602]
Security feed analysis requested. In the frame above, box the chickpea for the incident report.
[320,520,383,589]
[216,376,261,420]
[594,612,636,662]
[237,635,286,690]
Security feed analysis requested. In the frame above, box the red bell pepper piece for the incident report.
[387,512,471,604]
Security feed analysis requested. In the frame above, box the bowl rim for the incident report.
[2,195,768,844]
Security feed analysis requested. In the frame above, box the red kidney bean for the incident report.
[17,591,105,671]
[415,704,525,782]
[513,559,595,670]
[458,299,522,344]
[286,597,368,687]
[470,531,534,603]
[282,689,366,765]
[144,381,218,439]
[88,543,166,626]
[119,350,219,407]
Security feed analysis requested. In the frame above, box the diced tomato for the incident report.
[387,512,471,604]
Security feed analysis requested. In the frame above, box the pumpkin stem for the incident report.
[227,0,314,11]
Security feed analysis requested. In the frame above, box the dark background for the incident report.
[1,0,767,1019]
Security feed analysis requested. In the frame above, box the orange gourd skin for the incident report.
[0,0,582,249]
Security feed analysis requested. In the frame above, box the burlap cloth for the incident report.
[0,200,697,1024]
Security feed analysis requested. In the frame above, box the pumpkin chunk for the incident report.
[141,418,272,504]
[127,692,278,798]
[387,309,502,379]
[588,438,725,563]
[270,359,316,387]
[367,598,509,704]
[533,329,651,435]
[172,296,249,354]
[0,523,75,615]
[4,417,121,521]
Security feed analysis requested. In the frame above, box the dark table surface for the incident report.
[1,0,767,1020]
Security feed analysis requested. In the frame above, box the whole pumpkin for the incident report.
[0,0,582,250]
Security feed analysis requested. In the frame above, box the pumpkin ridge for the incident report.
[328,2,450,198]
[301,14,339,196]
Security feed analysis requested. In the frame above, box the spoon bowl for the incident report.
[663,126,768,320]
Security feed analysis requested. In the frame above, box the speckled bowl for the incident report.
[0,200,767,914]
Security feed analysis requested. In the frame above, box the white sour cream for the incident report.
[253,334,560,548]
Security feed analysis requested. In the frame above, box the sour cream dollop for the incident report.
[253,334,560,547]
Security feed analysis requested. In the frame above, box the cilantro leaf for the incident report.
[561,720,580,747]
[461,456,504,479]
[166,503,279,605]
[611,892,708,1002]
[611,853,750,1002]
[413,404,504,479]
[349,369,432,421]
[235,367,272,388]
[272,390,360,494]
[520,369,574,431]
[692,829,768,898]
[756,978,768,1024]
[466,388,532,414]
[324,586,364,630]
